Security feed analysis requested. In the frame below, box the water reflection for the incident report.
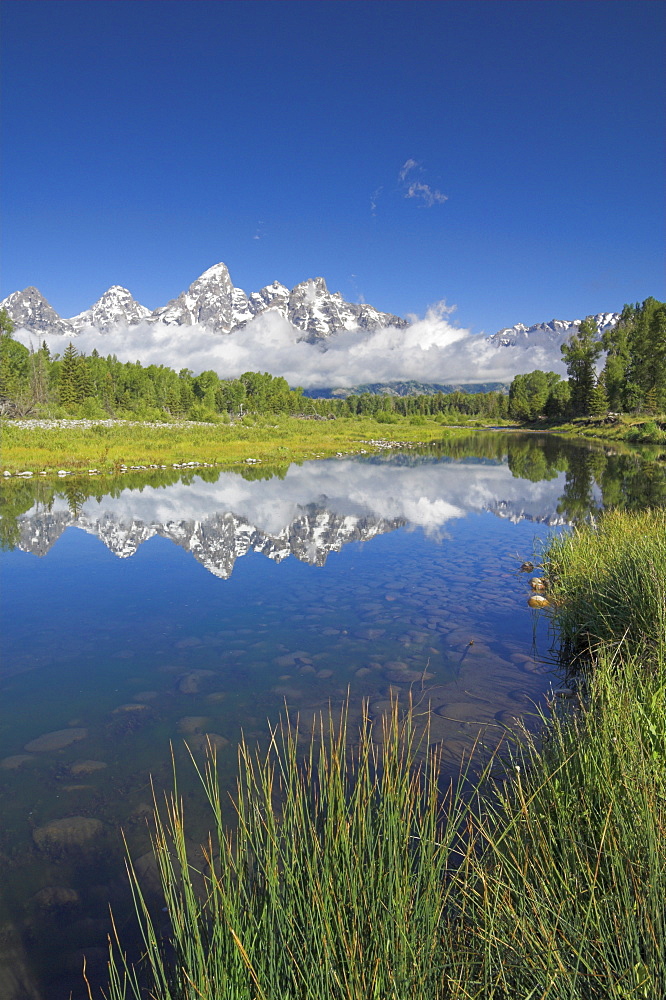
[0,432,664,998]
[3,434,665,571]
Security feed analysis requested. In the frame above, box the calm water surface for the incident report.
[1,432,664,998]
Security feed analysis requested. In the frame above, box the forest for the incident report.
[1,297,664,426]
[0,310,508,422]
[507,298,666,420]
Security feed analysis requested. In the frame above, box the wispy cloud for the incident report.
[398,159,447,208]
[405,181,448,207]
[370,186,383,215]
[399,158,419,181]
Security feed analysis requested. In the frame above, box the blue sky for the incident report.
[2,0,664,335]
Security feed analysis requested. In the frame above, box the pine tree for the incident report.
[59,342,81,407]
[588,376,608,416]
[560,317,603,416]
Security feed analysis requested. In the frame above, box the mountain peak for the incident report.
[197,262,232,281]
[70,285,150,333]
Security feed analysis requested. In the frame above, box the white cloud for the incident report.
[370,186,383,214]
[399,158,419,181]
[405,181,448,207]
[397,159,447,208]
[15,306,569,389]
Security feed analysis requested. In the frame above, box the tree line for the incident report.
[0,312,509,422]
[508,298,666,421]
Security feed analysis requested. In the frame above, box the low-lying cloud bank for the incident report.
[15,306,567,388]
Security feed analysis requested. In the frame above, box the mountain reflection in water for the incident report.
[0,432,664,999]
[3,434,664,576]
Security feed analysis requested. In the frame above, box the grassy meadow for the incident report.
[98,508,666,999]
[0,414,498,475]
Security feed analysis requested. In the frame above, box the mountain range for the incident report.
[0,262,406,344]
[1,261,619,349]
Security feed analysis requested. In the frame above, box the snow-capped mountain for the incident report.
[1,262,406,342]
[486,313,620,348]
[149,263,249,334]
[0,287,76,338]
[70,285,151,334]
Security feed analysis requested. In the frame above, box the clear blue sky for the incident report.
[2,0,664,334]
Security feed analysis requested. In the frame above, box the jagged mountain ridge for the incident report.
[1,262,407,343]
[18,503,406,579]
[487,313,620,347]
[1,262,619,348]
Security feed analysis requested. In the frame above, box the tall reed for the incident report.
[542,507,666,666]
[101,702,480,1000]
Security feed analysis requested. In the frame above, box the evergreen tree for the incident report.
[601,306,632,411]
[0,308,14,337]
[560,317,603,416]
[588,376,609,416]
[59,342,82,407]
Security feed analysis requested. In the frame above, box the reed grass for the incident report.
[101,701,480,1000]
[458,643,666,998]
[99,509,666,1000]
[542,507,666,667]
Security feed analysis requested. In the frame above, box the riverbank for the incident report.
[0,415,490,476]
[528,411,666,446]
[101,507,666,999]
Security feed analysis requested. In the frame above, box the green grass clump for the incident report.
[458,644,666,999]
[542,508,666,667]
[102,702,478,1000]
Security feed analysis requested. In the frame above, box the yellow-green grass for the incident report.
[1,415,469,475]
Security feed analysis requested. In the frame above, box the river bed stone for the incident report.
[24,728,88,753]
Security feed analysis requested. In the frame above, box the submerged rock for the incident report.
[176,716,210,734]
[24,728,88,753]
[33,816,104,855]
[69,760,107,775]
[186,732,230,752]
[0,755,34,770]
[31,885,81,912]
[177,669,215,694]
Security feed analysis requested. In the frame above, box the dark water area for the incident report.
[1,432,665,998]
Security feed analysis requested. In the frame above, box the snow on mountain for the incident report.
[249,280,291,316]
[149,262,244,334]
[1,263,620,376]
[486,313,620,348]
[70,285,151,334]
[1,262,407,341]
[0,287,75,338]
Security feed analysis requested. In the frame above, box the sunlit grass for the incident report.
[542,507,666,667]
[101,699,481,1000]
[1,415,471,474]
